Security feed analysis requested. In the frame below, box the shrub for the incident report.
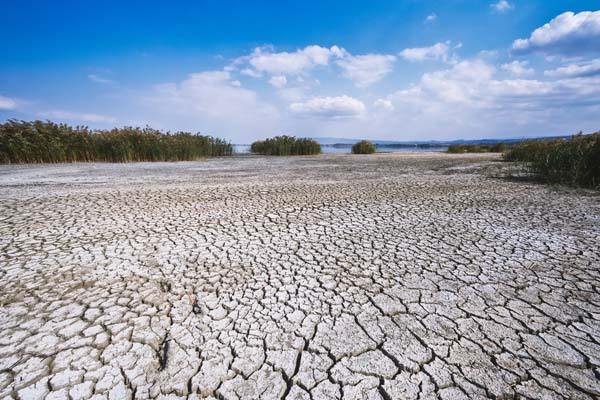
[250,135,321,156]
[0,120,232,163]
[351,140,376,154]
[503,132,600,188]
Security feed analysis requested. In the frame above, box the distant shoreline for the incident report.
[232,144,450,155]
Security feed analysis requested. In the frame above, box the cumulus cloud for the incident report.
[425,13,437,23]
[38,110,117,123]
[280,57,600,140]
[490,0,513,13]
[237,45,395,88]
[269,75,287,88]
[397,60,495,104]
[240,68,262,78]
[0,95,17,110]
[289,95,365,118]
[501,60,535,77]
[373,98,394,111]
[277,87,305,102]
[147,70,277,119]
[240,45,342,77]
[139,70,280,139]
[399,42,455,63]
[336,53,396,87]
[512,11,600,56]
[385,58,600,136]
[544,58,600,78]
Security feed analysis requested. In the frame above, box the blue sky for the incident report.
[1,1,600,142]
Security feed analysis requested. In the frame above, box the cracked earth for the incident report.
[1,153,599,400]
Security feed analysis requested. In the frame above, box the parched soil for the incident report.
[0,153,599,400]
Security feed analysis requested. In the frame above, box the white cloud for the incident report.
[477,49,499,59]
[38,110,117,123]
[10,40,598,142]
[490,0,513,13]
[501,60,535,77]
[336,54,396,87]
[88,74,114,84]
[408,60,495,104]
[544,58,600,78]
[399,42,454,63]
[373,98,394,111]
[512,11,600,56]
[425,13,437,23]
[140,70,279,138]
[382,58,600,137]
[277,87,305,102]
[237,45,394,88]
[241,68,262,78]
[241,45,342,76]
[280,54,600,140]
[269,75,287,88]
[289,95,365,118]
[147,70,277,118]
[277,57,599,140]
[0,95,17,110]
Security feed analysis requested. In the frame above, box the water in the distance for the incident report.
[233,144,448,154]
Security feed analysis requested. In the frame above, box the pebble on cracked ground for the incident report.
[0,152,599,400]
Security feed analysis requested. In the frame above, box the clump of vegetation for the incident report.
[502,140,549,162]
[503,132,600,188]
[250,135,321,156]
[447,143,506,153]
[351,140,376,154]
[0,120,232,163]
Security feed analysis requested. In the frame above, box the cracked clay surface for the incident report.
[0,152,599,399]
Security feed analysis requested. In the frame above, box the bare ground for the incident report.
[0,152,599,399]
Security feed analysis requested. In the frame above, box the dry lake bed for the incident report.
[1,153,599,400]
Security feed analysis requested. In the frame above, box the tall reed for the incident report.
[250,135,321,156]
[447,143,506,153]
[0,120,232,163]
[503,132,600,188]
